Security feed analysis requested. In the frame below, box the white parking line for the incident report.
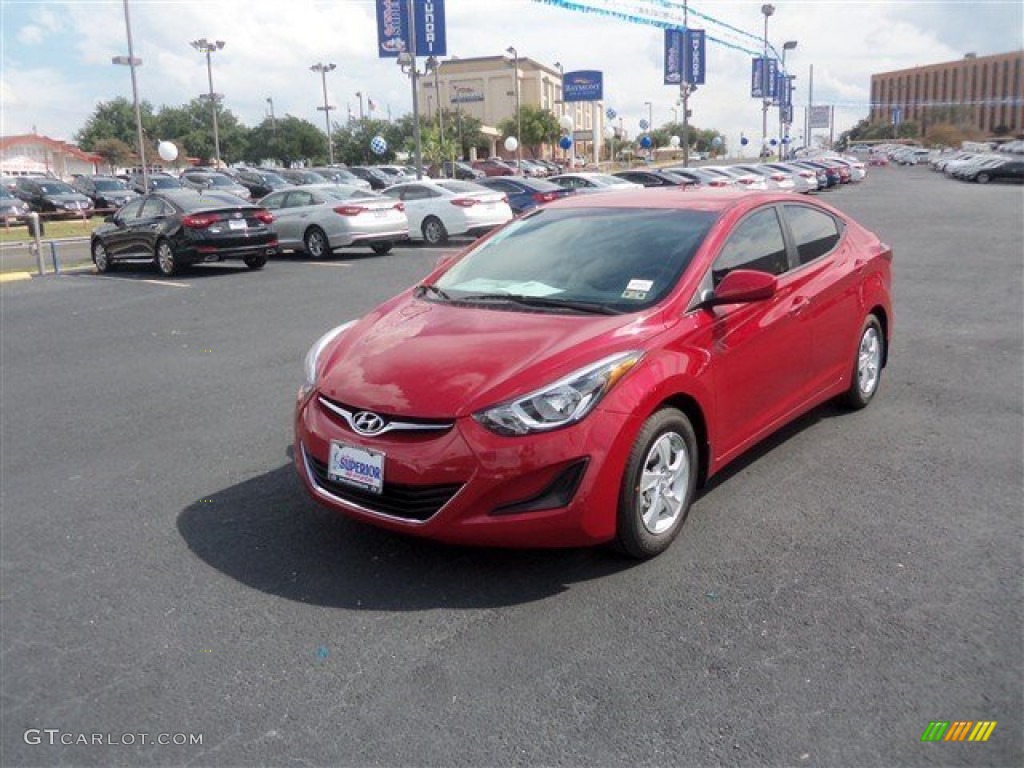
[296,262,353,268]
[87,274,191,288]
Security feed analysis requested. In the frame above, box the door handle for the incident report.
[789,296,811,316]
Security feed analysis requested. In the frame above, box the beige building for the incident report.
[869,51,1024,136]
[417,55,604,159]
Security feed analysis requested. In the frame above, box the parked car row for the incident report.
[929,150,1024,184]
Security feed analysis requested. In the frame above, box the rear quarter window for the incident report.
[783,205,842,265]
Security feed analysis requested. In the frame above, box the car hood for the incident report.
[317,293,663,419]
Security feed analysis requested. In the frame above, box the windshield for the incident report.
[38,182,76,194]
[434,207,717,313]
[94,179,128,191]
[205,176,238,187]
[150,177,181,188]
[322,187,384,201]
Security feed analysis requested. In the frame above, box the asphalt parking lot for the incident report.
[1,167,1021,767]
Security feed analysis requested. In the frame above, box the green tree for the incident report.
[245,115,327,166]
[154,100,248,165]
[90,138,134,173]
[497,106,560,158]
[75,97,157,156]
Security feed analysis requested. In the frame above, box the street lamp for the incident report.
[644,100,653,158]
[113,0,147,188]
[506,46,522,171]
[190,37,226,168]
[778,40,797,160]
[426,56,444,169]
[554,61,564,118]
[760,4,775,158]
[310,62,337,165]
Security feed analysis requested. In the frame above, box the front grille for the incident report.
[306,452,462,522]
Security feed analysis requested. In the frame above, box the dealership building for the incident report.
[415,55,606,159]
[869,50,1024,136]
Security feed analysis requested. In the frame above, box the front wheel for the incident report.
[370,242,393,255]
[154,240,178,277]
[840,315,885,410]
[91,240,111,273]
[421,216,448,246]
[616,408,698,559]
[975,173,991,184]
[244,254,267,270]
[304,226,330,258]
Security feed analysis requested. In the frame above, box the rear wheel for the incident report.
[91,240,111,273]
[421,216,448,246]
[304,226,330,258]
[370,242,393,255]
[154,240,178,277]
[616,408,698,559]
[840,315,884,410]
[244,254,267,270]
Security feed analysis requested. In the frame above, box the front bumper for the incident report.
[294,390,642,548]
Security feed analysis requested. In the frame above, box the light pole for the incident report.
[760,4,775,158]
[113,0,146,188]
[310,62,337,165]
[644,100,653,160]
[427,56,443,169]
[267,96,277,162]
[506,46,521,171]
[355,91,364,121]
[779,40,797,160]
[190,38,225,168]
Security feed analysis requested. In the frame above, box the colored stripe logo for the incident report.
[921,721,997,742]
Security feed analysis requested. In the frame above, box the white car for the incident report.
[259,184,408,257]
[381,180,513,245]
[547,172,643,193]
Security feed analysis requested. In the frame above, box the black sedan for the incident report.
[13,178,94,219]
[966,158,1024,184]
[235,168,290,198]
[613,169,696,188]
[90,189,278,277]
[0,187,32,226]
[72,175,138,212]
[128,173,185,194]
[347,166,392,190]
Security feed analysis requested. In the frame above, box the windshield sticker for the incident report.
[626,279,654,292]
[450,278,563,297]
[621,289,648,300]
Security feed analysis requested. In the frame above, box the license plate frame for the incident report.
[328,441,385,495]
[228,219,247,230]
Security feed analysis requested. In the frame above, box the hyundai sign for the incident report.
[375,0,447,58]
[684,29,705,85]
[563,70,603,102]
[664,29,683,85]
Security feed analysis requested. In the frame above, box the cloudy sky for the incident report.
[2,0,1021,154]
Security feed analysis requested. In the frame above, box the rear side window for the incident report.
[712,207,788,286]
[783,205,841,265]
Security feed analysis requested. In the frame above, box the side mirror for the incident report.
[704,269,777,307]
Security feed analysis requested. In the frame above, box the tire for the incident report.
[616,408,698,559]
[91,239,111,273]
[154,240,178,277]
[370,242,393,255]
[840,315,885,410]
[244,254,267,270]
[976,173,991,184]
[304,226,330,258]
[421,216,448,246]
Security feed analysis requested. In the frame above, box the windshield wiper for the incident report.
[414,283,452,301]
[458,293,623,315]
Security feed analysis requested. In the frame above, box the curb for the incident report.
[0,271,33,283]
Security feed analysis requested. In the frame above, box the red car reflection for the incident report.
[294,189,892,558]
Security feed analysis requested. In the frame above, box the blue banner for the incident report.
[684,29,705,85]
[375,0,446,58]
[764,57,778,99]
[664,29,683,85]
[563,70,603,102]
[751,58,764,98]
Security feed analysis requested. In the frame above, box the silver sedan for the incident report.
[259,184,408,257]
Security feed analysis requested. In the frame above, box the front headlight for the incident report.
[474,351,643,436]
[302,320,357,391]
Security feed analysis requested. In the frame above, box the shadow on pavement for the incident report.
[177,452,632,611]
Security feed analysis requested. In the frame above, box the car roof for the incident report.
[155,189,254,208]
[543,187,801,214]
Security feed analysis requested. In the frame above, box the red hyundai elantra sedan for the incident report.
[295,189,892,558]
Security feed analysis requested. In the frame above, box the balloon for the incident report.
[504,136,518,152]
[669,135,680,148]
[712,136,723,147]
[558,136,573,151]
[157,141,178,162]
[558,114,574,132]
[603,126,615,140]
[370,135,387,155]
[639,136,652,149]
[782,136,790,144]
[740,136,749,146]
[770,138,778,146]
